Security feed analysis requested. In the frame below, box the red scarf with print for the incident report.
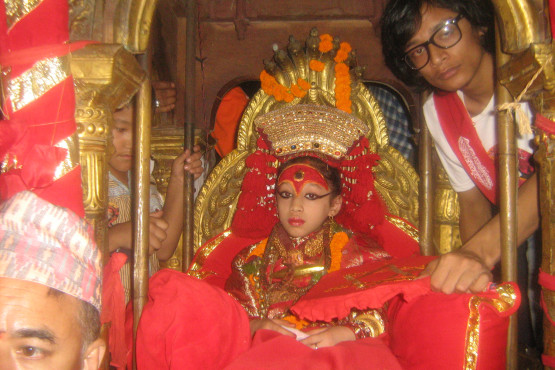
[433,91,527,205]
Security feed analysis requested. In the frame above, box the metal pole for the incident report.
[182,0,197,270]
[132,58,152,369]
[418,122,435,256]
[495,23,518,370]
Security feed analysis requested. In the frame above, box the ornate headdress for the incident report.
[231,104,386,241]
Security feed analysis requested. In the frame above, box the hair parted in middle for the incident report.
[380,0,495,91]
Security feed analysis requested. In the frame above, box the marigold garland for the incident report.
[328,231,349,272]
[259,33,352,112]
[246,230,349,273]
[297,78,311,91]
[319,34,334,53]
[291,84,307,98]
[309,59,325,72]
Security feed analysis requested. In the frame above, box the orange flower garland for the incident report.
[328,231,349,273]
[319,34,334,53]
[260,70,310,103]
[248,231,349,274]
[309,59,325,72]
[297,78,311,91]
[260,33,352,112]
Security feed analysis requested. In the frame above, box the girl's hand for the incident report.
[170,145,204,183]
[300,326,355,349]
[249,318,297,338]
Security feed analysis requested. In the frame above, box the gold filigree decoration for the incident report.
[8,55,69,112]
[5,0,43,30]
[255,104,369,160]
[188,230,232,276]
[194,150,248,249]
[464,283,517,370]
[354,310,385,337]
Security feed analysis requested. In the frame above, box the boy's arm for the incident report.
[157,146,203,261]
[458,187,492,243]
[423,173,539,293]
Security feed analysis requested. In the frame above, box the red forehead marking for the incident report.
[278,164,329,195]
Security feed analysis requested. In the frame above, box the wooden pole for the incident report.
[182,0,197,270]
[132,56,152,369]
[495,23,518,370]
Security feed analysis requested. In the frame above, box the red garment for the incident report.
[136,269,402,369]
[101,253,128,369]
[227,330,402,370]
[0,0,87,216]
[136,270,251,369]
[211,87,249,157]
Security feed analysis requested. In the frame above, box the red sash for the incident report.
[434,92,531,205]
[434,92,499,204]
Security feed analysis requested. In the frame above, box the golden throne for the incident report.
[190,29,420,266]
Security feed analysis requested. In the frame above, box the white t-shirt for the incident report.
[423,91,535,193]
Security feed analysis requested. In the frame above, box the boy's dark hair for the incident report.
[380,0,495,90]
[277,156,342,198]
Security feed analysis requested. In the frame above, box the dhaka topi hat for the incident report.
[0,191,102,311]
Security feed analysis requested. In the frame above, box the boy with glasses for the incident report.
[381,0,540,346]
[381,1,541,358]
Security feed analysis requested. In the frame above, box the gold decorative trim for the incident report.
[8,55,69,112]
[385,214,419,242]
[464,283,517,370]
[188,230,232,274]
[53,135,80,181]
[5,0,44,30]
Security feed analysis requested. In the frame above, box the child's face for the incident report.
[406,5,487,93]
[108,105,133,174]
[276,180,342,239]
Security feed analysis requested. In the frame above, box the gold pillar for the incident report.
[71,44,145,259]
[535,125,555,370]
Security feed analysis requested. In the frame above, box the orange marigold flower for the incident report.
[320,34,333,43]
[319,40,333,53]
[334,50,349,63]
[334,62,349,74]
[283,91,295,103]
[328,231,349,272]
[297,78,311,91]
[291,84,307,98]
[309,59,325,72]
[339,42,352,53]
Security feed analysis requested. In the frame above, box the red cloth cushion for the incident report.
[136,269,251,369]
[388,282,520,370]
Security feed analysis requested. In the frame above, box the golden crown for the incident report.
[254,104,369,159]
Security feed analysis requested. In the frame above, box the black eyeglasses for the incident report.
[403,14,464,70]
